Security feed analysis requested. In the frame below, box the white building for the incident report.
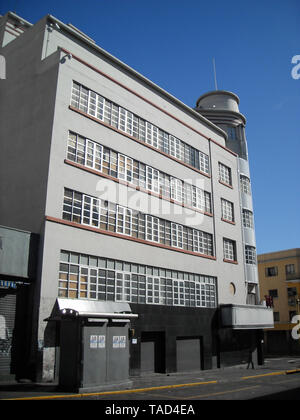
[0,11,273,385]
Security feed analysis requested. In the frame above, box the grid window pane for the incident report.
[70,81,210,173]
[221,199,234,222]
[219,162,232,186]
[223,238,236,261]
[245,245,256,265]
[242,209,254,228]
[240,175,251,195]
[59,251,217,308]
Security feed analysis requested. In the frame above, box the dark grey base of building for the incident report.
[0,300,265,384]
[264,330,300,356]
[129,304,264,376]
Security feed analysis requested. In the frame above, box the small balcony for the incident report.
[220,304,274,330]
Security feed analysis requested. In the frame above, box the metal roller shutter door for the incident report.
[176,337,201,372]
[140,340,155,373]
[0,292,17,379]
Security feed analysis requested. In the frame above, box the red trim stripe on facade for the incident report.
[60,47,238,158]
[46,216,217,261]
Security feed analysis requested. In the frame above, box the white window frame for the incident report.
[223,238,236,261]
[173,279,185,306]
[82,194,100,228]
[116,272,131,303]
[116,206,132,236]
[146,215,160,243]
[171,223,183,248]
[245,245,256,265]
[146,166,159,193]
[118,154,133,183]
[221,199,234,222]
[240,175,251,195]
[171,178,183,203]
[242,209,254,228]
[219,162,232,186]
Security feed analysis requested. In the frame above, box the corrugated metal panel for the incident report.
[0,292,16,377]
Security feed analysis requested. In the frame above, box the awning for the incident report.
[45,298,138,321]
[220,304,274,329]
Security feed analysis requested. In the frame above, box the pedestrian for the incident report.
[247,348,254,369]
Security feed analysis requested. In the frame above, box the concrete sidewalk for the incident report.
[1,357,300,400]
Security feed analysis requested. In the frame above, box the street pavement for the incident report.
[1,356,300,401]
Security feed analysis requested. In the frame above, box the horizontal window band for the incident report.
[61,47,237,158]
[64,159,214,218]
[69,105,212,178]
[46,216,217,261]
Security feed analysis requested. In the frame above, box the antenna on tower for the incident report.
[212,58,218,90]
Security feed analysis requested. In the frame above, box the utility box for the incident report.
[53,299,137,392]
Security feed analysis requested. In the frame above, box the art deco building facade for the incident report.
[0,11,273,385]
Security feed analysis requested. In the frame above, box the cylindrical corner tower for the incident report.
[196,90,259,305]
[196,90,248,160]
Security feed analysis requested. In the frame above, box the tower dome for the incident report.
[195,90,247,159]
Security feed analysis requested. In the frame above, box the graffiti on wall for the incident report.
[0,315,12,356]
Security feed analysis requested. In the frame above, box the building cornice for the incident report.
[43,15,229,141]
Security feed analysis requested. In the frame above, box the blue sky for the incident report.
[1,0,299,254]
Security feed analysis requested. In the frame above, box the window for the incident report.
[118,154,133,183]
[265,266,278,277]
[171,223,183,248]
[226,126,237,140]
[287,287,297,306]
[82,195,100,227]
[240,175,251,195]
[194,230,214,256]
[245,246,256,265]
[223,238,236,262]
[221,199,234,222]
[171,178,183,203]
[145,122,158,148]
[219,163,232,186]
[268,289,278,298]
[182,227,193,251]
[63,188,214,256]
[146,166,159,193]
[286,264,295,275]
[70,81,209,173]
[71,81,88,113]
[63,188,82,224]
[59,251,217,307]
[158,129,169,154]
[146,215,159,243]
[242,209,254,228]
[159,172,171,199]
[67,134,212,214]
[192,187,212,214]
[116,206,132,236]
[199,151,210,174]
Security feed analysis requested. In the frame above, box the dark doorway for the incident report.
[140,331,165,373]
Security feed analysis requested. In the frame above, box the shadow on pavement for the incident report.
[0,382,59,394]
[251,386,300,401]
